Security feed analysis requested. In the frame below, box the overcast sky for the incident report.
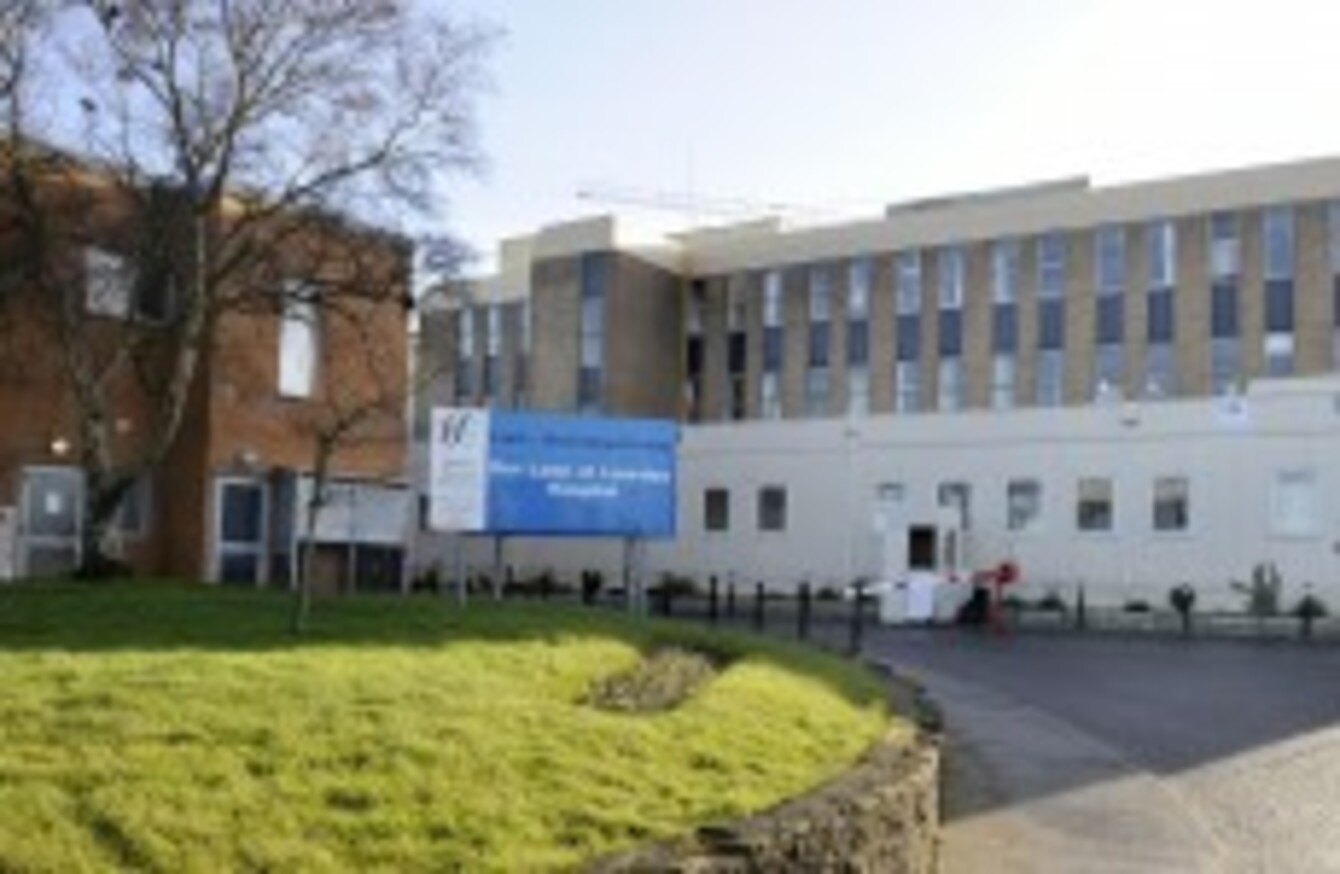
[448,0,1340,268]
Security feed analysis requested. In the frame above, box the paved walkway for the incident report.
[898,666,1229,873]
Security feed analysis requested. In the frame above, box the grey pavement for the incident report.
[868,630,1340,874]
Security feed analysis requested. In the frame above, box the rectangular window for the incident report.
[486,305,502,356]
[1147,220,1176,289]
[1096,294,1124,345]
[1148,288,1175,344]
[897,250,922,314]
[805,368,830,417]
[758,486,788,532]
[938,358,964,412]
[895,361,921,413]
[847,367,870,416]
[1211,283,1239,339]
[727,285,746,332]
[1210,337,1242,394]
[1272,469,1318,536]
[896,314,920,361]
[85,247,134,318]
[1153,477,1189,532]
[116,475,152,537]
[763,326,783,372]
[1077,477,1114,532]
[938,309,963,357]
[992,303,1017,353]
[992,239,1019,304]
[1035,349,1063,407]
[991,355,1015,410]
[939,246,965,309]
[1264,332,1295,377]
[763,270,783,326]
[809,266,831,322]
[1038,298,1065,350]
[1265,280,1294,333]
[1038,233,1066,299]
[729,374,746,421]
[1264,206,1295,281]
[686,283,705,335]
[1007,479,1042,532]
[1209,212,1240,279]
[1093,344,1124,399]
[519,300,532,352]
[1145,343,1176,398]
[760,372,781,419]
[849,257,872,318]
[704,488,730,532]
[938,482,972,529]
[1095,225,1126,294]
[577,366,602,412]
[847,319,870,366]
[581,251,608,298]
[728,331,747,374]
[808,322,829,367]
[278,287,319,399]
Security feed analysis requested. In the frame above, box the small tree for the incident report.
[1169,583,1196,637]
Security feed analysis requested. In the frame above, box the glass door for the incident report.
[214,477,268,585]
[19,467,84,578]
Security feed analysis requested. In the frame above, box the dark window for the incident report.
[729,375,746,420]
[1038,299,1065,350]
[686,336,704,375]
[1211,283,1238,338]
[808,322,829,367]
[848,320,870,366]
[454,361,472,401]
[1096,295,1124,345]
[1147,289,1174,344]
[896,314,920,361]
[758,486,787,532]
[221,485,263,543]
[581,251,608,299]
[578,366,602,411]
[992,303,1017,353]
[763,327,783,372]
[728,332,746,374]
[704,488,730,532]
[938,309,963,357]
[1266,279,1294,333]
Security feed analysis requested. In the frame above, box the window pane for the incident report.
[848,320,870,366]
[1038,299,1065,350]
[1211,283,1239,339]
[1264,206,1295,281]
[1096,226,1126,294]
[897,250,922,314]
[805,368,829,417]
[895,361,921,413]
[1096,295,1124,345]
[1077,477,1114,532]
[938,309,963,357]
[939,246,965,309]
[1007,480,1042,531]
[1093,344,1124,400]
[704,488,730,532]
[1038,233,1066,299]
[1264,332,1295,377]
[808,323,829,367]
[221,484,263,544]
[278,294,318,398]
[1265,280,1294,333]
[1145,343,1176,398]
[938,358,964,412]
[992,303,1017,353]
[1210,337,1242,394]
[809,266,831,321]
[85,248,134,318]
[991,355,1015,410]
[1147,220,1176,289]
[938,482,972,529]
[760,372,781,419]
[849,258,872,317]
[848,367,870,416]
[896,314,920,361]
[1209,212,1240,279]
[758,487,787,531]
[763,271,783,325]
[992,240,1019,304]
[1153,477,1189,532]
[1035,349,1064,407]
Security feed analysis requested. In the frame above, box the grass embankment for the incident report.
[0,585,896,872]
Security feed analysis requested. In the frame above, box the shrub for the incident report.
[815,585,843,602]
[1000,594,1027,611]
[1036,591,1067,612]
[1294,591,1328,620]
[1231,562,1283,617]
[1123,599,1152,614]
[1168,583,1196,614]
[648,573,699,599]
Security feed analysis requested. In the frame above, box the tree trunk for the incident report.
[291,438,332,634]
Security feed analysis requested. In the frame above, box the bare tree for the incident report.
[0,0,493,576]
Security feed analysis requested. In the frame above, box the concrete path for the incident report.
[898,666,1230,873]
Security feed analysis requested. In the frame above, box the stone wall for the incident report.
[587,728,940,873]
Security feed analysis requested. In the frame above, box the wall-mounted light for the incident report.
[50,435,71,458]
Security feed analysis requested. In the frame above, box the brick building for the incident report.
[418,158,1340,609]
[0,150,411,588]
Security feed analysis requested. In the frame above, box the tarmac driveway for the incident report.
[867,630,1340,873]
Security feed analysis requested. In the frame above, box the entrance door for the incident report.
[19,467,83,578]
[214,477,268,585]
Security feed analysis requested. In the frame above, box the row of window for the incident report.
[700,469,1322,538]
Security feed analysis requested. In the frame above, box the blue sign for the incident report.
[484,411,677,538]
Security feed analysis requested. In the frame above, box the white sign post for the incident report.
[430,408,491,605]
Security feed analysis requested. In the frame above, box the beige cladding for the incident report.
[1240,211,1265,379]
[869,255,895,414]
[1176,214,1209,396]
[738,272,763,420]
[605,252,682,419]
[963,242,991,409]
[700,275,729,421]
[529,255,581,411]
[1295,201,1331,376]
[1014,239,1038,408]
[829,261,850,417]
[1125,221,1149,397]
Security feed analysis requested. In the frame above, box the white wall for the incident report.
[414,376,1340,611]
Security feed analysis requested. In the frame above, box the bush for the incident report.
[1000,594,1027,611]
[1231,562,1282,617]
[1168,583,1196,614]
[1123,599,1152,614]
[1294,592,1328,620]
[1035,591,1067,612]
[648,573,699,599]
[815,585,844,602]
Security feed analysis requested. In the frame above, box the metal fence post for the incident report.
[848,581,866,656]
[708,576,719,625]
[726,583,737,622]
[798,582,812,641]
[753,582,765,631]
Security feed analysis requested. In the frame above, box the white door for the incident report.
[19,467,84,578]
[214,477,268,585]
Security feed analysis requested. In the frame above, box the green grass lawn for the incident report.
[0,584,896,872]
